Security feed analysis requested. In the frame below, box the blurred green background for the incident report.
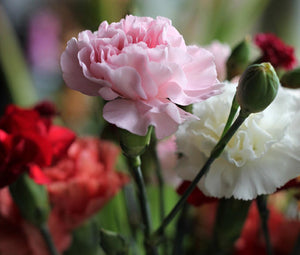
[0,0,299,133]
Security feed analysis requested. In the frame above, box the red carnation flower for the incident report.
[43,137,128,229]
[0,103,75,188]
[254,33,297,70]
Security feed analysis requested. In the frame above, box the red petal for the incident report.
[48,126,76,162]
[28,164,51,184]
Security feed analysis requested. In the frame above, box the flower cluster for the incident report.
[2,12,300,255]
[0,104,128,254]
[61,15,222,139]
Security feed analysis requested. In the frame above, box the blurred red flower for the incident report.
[254,33,297,70]
[44,137,128,229]
[0,103,75,188]
[234,203,300,255]
[0,136,128,254]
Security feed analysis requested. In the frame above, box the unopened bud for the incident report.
[280,67,300,89]
[99,228,128,255]
[64,218,100,255]
[236,62,279,114]
[226,37,251,80]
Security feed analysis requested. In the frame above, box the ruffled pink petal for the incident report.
[108,66,147,100]
[110,46,158,98]
[103,99,194,139]
[103,99,151,136]
[184,46,218,90]
[98,87,119,100]
[60,38,104,96]
[147,101,193,139]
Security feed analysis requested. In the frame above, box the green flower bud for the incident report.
[119,126,153,158]
[9,173,50,227]
[236,62,279,114]
[64,218,101,255]
[99,229,128,255]
[226,37,251,80]
[280,67,300,89]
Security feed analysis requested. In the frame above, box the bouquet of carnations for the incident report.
[1,15,300,255]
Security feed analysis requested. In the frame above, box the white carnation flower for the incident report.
[176,82,300,200]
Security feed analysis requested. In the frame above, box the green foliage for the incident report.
[9,173,50,227]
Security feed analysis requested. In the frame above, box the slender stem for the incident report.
[256,196,273,255]
[221,93,239,138]
[150,136,166,224]
[151,139,167,253]
[153,150,165,223]
[151,110,249,245]
[127,156,158,255]
[171,203,190,255]
[123,184,139,255]
[39,224,60,255]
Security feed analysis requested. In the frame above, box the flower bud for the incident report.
[226,37,251,80]
[99,228,128,255]
[280,67,300,89]
[64,218,101,255]
[236,62,279,114]
[9,173,50,226]
[119,127,153,158]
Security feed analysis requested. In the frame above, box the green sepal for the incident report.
[119,126,153,158]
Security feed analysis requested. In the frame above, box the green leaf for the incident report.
[9,173,50,227]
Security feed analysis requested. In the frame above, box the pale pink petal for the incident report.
[109,66,147,100]
[103,99,151,136]
[60,38,103,96]
[205,41,231,81]
[103,99,194,139]
[147,102,193,139]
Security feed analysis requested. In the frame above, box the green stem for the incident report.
[127,156,158,255]
[151,139,167,253]
[150,136,166,225]
[256,195,273,255]
[221,93,239,138]
[39,224,60,255]
[151,110,249,245]
[171,203,190,255]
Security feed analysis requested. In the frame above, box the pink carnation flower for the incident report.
[61,15,221,139]
[205,41,231,81]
